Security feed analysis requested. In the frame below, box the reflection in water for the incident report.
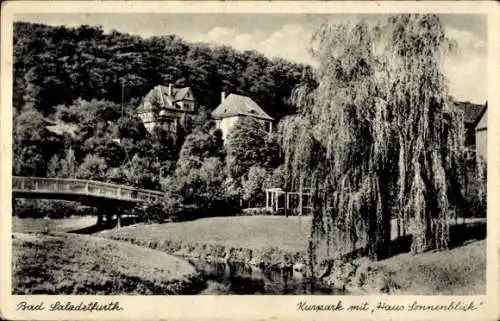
[193,261,340,295]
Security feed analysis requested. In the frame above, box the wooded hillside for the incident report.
[14,22,307,120]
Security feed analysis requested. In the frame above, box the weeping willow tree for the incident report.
[280,14,468,264]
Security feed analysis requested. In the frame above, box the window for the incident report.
[141,112,154,123]
[265,121,272,133]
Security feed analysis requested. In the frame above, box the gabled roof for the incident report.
[475,102,487,130]
[174,87,192,101]
[453,101,486,126]
[138,84,193,112]
[211,93,273,121]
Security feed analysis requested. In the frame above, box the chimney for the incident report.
[168,83,173,96]
[221,91,226,103]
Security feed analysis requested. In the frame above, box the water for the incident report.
[191,261,342,295]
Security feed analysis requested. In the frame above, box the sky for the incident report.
[16,13,488,104]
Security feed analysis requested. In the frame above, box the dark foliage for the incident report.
[13,22,305,121]
[13,199,98,218]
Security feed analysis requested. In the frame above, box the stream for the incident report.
[191,261,343,295]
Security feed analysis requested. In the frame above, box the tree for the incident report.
[13,107,63,176]
[47,154,62,178]
[242,165,268,207]
[115,116,147,141]
[62,148,77,178]
[150,125,178,164]
[95,140,126,167]
[13,146,47,177]
[76,154,108,181]
[59,98,122,124]
[122,154,160,190]
[282,15,467,263]
[176,127,224,175]
[22,67,41,110]
[196,157,226,209]
[165,126,227,216]
[225,117,280,180]
[263,165,286,190]
[185,105,214,133]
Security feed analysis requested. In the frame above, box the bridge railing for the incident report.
[12,176,164,203]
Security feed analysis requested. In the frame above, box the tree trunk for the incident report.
[373,167,392,260]
[397,215,401,239]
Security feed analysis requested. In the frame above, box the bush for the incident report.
[75,205,99,216]
[13,199,87,218]
[13,199,41,218]
[239,207,275,216]
[138,202,168,223]
[163,197,184,222]
[152,200,240,223]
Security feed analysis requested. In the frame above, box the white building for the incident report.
[211,92,273,141]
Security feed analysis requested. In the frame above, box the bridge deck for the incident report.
[12,176,164,205]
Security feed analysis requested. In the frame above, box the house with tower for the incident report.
[136,83,197,133]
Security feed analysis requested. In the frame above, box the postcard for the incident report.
[1,1,499,320]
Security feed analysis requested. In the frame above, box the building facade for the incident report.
[454,101,487,159]
[211,92,273,141]
[475,103,487,162]
[136,84,196,133]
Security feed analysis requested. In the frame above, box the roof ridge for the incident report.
[211,93,273,121]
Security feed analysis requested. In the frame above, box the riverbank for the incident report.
[12,215,97,233]
[374,239,486,295]
[12,232,205,294]
[99,216,313,270]
[99,216,486,294]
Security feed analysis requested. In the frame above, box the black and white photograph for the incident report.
[1,1,498,320]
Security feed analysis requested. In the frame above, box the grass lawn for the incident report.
[100,216,313,252]
[99,216,485,253]
[12,216,97,233]
[376,239,486,295]
[12,232,203,294]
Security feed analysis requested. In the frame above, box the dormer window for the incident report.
[159,109,168,118]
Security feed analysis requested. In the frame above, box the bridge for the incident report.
[12,176,164,208]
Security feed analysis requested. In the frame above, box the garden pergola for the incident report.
[265,187,312,216]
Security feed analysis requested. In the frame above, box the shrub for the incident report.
[239,207,275,216]
[163,197,183,222]
[140,202,168,223]
[13,199,85,218]
[13,199,41,218]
